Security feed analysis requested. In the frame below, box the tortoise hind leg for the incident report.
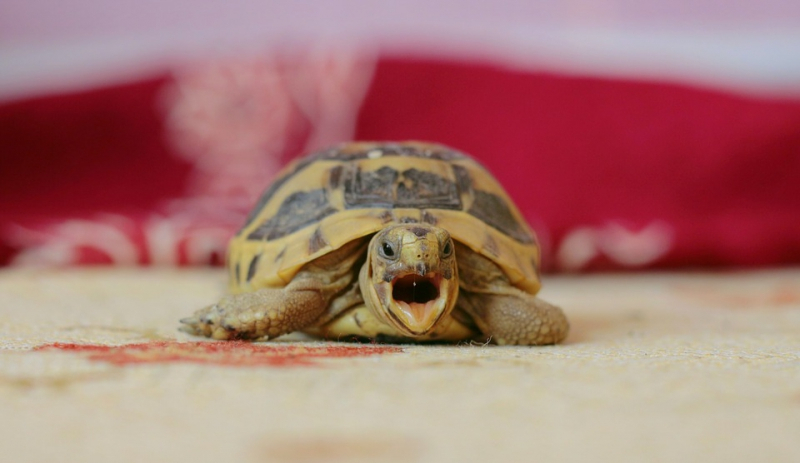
[181,240,367,340]
[458,290,568,345]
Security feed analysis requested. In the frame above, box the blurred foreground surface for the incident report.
[0,267,798,462]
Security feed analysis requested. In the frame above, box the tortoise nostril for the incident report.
[410,227,428,237]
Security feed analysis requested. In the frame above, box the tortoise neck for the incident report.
[358,259,390,325]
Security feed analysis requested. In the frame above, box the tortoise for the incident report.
[180,142,568,345]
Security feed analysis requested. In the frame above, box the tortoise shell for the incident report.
[228,141,541,294]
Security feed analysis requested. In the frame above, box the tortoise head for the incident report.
[360,223,459,336]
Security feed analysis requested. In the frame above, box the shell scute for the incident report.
[342,162,462,210]
[467,190,534,244]
[247,189,337,241]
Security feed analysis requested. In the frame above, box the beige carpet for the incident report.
[1,267,798,463]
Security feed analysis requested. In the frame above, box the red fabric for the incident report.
[0,78,189,219]
[2,56,800,270]
[356,58,800,270]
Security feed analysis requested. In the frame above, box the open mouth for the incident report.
[392,274,440,304]
[389,273,442,332]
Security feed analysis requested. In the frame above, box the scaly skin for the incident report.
[458,291,569,345]
[180,241,366,340]
[180,283,329,340]
[455,243,569,345]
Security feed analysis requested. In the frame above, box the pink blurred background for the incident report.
[2,0,799,271]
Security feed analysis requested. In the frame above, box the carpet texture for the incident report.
[1,268,798,462]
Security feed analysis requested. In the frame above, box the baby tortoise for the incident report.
[181,142,568,345]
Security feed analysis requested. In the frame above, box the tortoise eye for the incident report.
[380,241,396,259]
[441,240,453,257]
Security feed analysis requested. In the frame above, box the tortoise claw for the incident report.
[178,324,198,335]
[179,304,240,339]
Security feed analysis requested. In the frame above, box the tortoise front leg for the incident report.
[454,242,568,345]
[458,290,569,345]
[180,279,330,340]
[181,240,366,340]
